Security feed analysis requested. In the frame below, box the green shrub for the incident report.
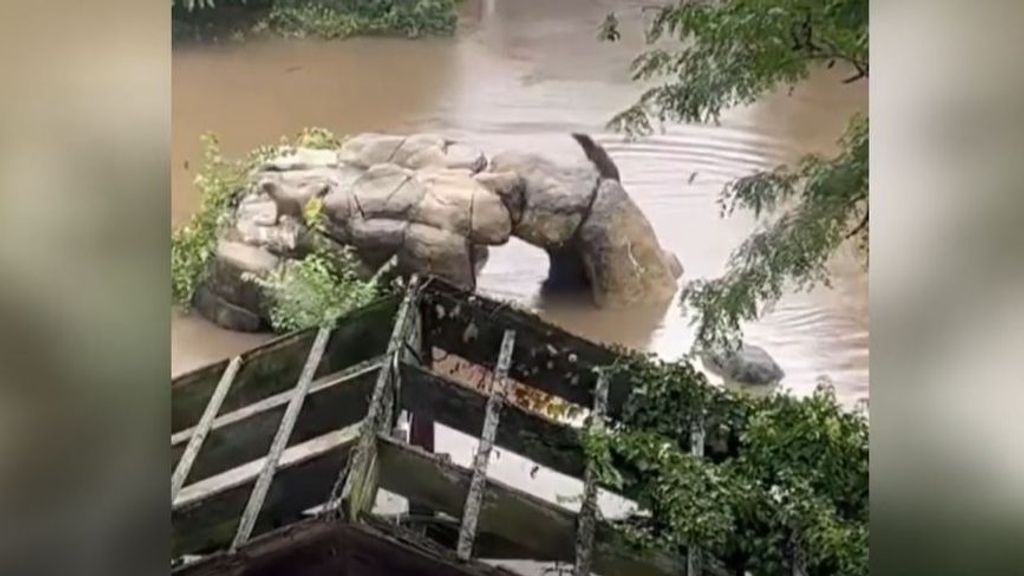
[585,355,869,576]
[267,0,457,39]
[171,133,266,307]
[171,127,341,310]
[246,245,380,332]
[173,0,457,42]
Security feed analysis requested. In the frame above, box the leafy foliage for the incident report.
[269,0,457,39]
[586,353,868,576]
[603,0,869,351]
[246,245,379,332]
[173,0,457,42]
[171,126,351,312]
[240,127,381,332]
[171,133,277,307]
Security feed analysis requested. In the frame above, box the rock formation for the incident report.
[699,343,785,387]
[194,133,682,331]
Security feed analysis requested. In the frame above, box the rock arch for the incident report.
[195,133,683,331]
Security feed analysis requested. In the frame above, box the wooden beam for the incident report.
[172,425,360,558]
[172,295,399,434]
[457,329,516,559]
[374,513,537,560]
[420,284,740,461]
[422,288,605,408]
[174,514,522,576]
[173,356,243,501]
[172,358,381,484]
[333,276,422,521]
[398,363,588,484]
[232,326,333,550]
[575,370,610,576]
[376,435,683,576]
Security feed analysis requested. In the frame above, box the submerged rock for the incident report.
[576,179,680,307]
[699,343,785,386]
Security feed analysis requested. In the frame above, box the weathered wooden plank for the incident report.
[376,435,682,576]
[172,425,360,558]
[575,370,610,576]
[173,356,244,501]
[399,363,587,482]
[458,329,516,559]
[333,276,421,521]
[420,284,740,460]
[172,358,381,484]
[374,513,537,560]
[232,326,333,549]
[172,295,399,434]
[420,285,637,417]
[174,514,522,576]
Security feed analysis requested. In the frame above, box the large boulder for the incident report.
[190,132,682,330]
[487,151,597,249]
[193,240,280,331]
[339,133,487,173]
[699,343,785,387]
[576,179,680,307]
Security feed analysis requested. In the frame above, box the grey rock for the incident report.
[340,133,486,173]
[474,171,525,223]
[443,143,488,173]
[488,151,598,248]
[399,223,475,289]
[234,216,305,257]
[236,194,278,226]
[412,170,512,244]
[262,147,340,172]
[348,217,408,255]
[206,240,280,314]
[194,132,684,330]
[192,284,263,332]
[663,249,684,279]
[576,179,679,307]
[351,164,425,219]
[256,165,362,218]
[700,343,785,386]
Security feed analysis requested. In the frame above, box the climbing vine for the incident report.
[585,353,868,576]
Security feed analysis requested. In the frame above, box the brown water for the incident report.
[172,0,868,407]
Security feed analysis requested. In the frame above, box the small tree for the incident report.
[602,0,868,352]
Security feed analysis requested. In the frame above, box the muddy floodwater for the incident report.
[172,0,868,411]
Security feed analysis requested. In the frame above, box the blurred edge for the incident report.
[872,0,1024,574]
[0,1,169,575]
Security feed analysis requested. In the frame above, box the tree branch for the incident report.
[845,213,868,240]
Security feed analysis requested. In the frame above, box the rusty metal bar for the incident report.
[172,356,243,502]
[230,325,332,551]
[574,369,610,576]
[456,328,516,560]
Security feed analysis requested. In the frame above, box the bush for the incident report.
[171,133,274,307]
[246,245,380,332]
[584,355,869,576]
[173,0,457,42]
[171,127,345,312]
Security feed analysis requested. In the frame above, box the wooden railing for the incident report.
[171,277,731,576]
